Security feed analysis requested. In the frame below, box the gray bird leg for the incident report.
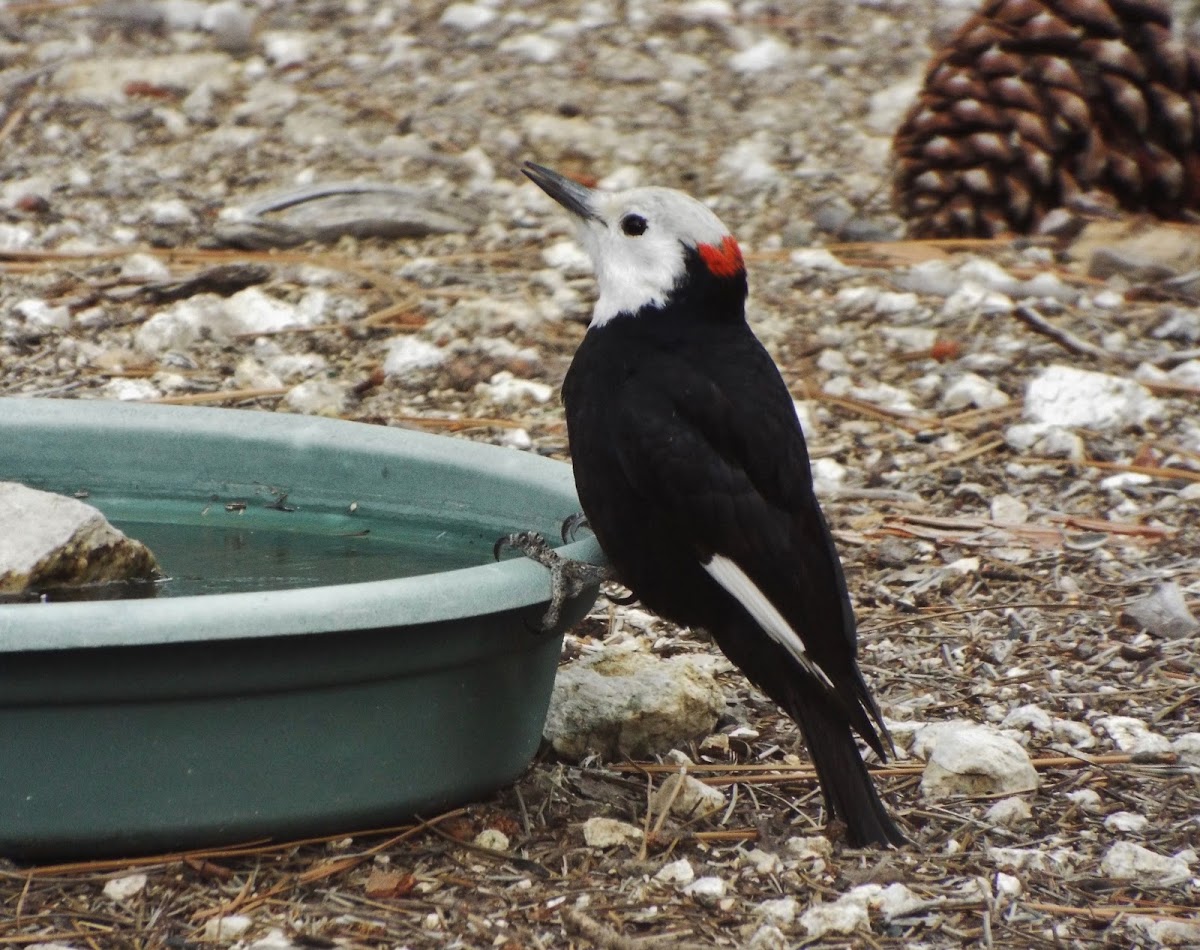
[493,529,612,632]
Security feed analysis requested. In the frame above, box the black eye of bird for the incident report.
[620,214,648,236]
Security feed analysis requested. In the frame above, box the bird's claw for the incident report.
[560,512,591,543]
[494,529,610,633]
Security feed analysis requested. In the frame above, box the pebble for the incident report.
[281,380,349,417]
[500,33,562,64]
[681,876,726,906]
[473,829,510,852]
[201,914,253,942]
[102,873,148,902]
[100,378,161,401]
[1066,788,1104,813]
[439,3,497,32]
[754,896,798,926]
[1124,916,1200,947]
[1003,421,1084,460]
[1173,733,1200,768]
[1000,703,1051,733]
[1096,716,1172,756]
[989,494,1030,524]
[119,253,172,283]
[1024,365,1162,432]
[729,38,791,74]
[865,78,921,135]
[745,924,787,950]
[789,248,850,272]
[146,199,196,227]
[941,372,1009,411]
[1122,583,1200,641]
[654,857,696,886]
[476,371,553,405]
[988,846,1080,875]
[383,337,447,378]
[543,647,724,760]
[918,722,1039,799]
[1101,842,1192,888]
[784,835,831,871]
[1104,811,1150,834]
[984,797,1033,827]
[799,895,869,938]
[582,817,643,849]
[12,298,70,335]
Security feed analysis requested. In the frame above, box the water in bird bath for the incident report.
[27,494,488,602]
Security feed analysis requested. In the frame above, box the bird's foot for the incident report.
[494,530,611,633]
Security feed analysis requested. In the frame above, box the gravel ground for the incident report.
[1,1,1199,947]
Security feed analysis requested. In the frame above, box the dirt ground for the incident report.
[0,0,1197,947]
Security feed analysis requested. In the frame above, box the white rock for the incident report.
[1172,733,1200,768]
[1124,916,1200,947]
[119,253,171,282]
[544,648,724,760]
[0,223,33,250]
[500,33,562,64]
[261,31,311,68]
[729,38,790,74]
[477,371,553,405]
[439,3,496,31]
[281,380,349,417]
[651,772,726,820]
[941,372,1009,411]
[1003,421,1084,460]
[785,835,832,867]
[994,872,1022,902]
[865,78,921,135]
[1025,365,1162,431]
[222,287,312,336]
[755,896,798,926]
[682,875,726,905]
[1104,811,1149,834]
[942,281,1014,317]
[678,0,735,24]
[879,325,938,352]
[1096,716,1172,755]
[810,457,846,494]
[874,291,919,315]
[0,482,159,595]
[14,298,70,333]
[101,378,161,401]
[582,817,643,849]
[799,896,869,938]
[919,723,1039,799]
[870,882,932,921]
[654,857,696,886]
[740,848,783,876]
[1101,842,1191,888]
[1100,471,1153,491]
[103,873,147,902]
[233,356,284,390]
[202,914,253,942]
[473,828,510,851]
[147,199,196,227]
[1053,717,1097,750]
[135,295,221,354]
[985,797,1033,827]
[1066,788,1104,813]
[989,846,1080,875]
[1001,703,1051,733]
[789,248,850,272]
[1167,358,1200,387]
[383,336,446,377]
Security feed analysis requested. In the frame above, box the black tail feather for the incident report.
[791,690,907,847]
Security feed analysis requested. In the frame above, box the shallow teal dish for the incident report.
[0,398,603,860]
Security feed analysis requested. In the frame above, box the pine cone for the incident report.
[893,0,1200,238]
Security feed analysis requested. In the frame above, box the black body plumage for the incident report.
[528,163,904,847]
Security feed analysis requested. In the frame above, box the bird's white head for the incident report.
[523,162,745,328]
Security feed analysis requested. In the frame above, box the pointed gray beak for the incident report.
[522,162,600,222]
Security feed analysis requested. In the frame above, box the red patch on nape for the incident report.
[697,236,745,278]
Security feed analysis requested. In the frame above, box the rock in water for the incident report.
[0,482,160,596]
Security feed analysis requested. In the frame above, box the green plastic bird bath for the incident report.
[0,398,603,860]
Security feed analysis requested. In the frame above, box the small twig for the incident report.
[561,907,702,950]
[1020,455,1200,484]
[1012,304,1122,363]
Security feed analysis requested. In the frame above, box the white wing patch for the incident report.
[703,554,837,693]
